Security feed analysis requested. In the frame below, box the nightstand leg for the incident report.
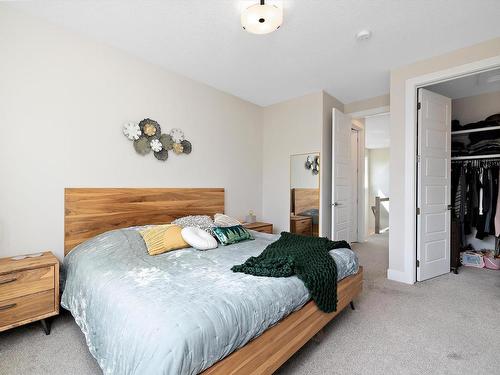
[40,319,51,335]
[350,301,355,310]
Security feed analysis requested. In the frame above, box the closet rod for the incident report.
[451,125,500,135]
[451,154,500,161]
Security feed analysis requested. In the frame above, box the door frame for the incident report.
[400,55,500,284]
[350,128,359,242]
[351,120,365,242]
[416,88,452,281]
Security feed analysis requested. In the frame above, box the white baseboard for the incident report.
[387,268,415,284]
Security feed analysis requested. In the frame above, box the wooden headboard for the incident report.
[64,188,224,255]
[291,188,320,215]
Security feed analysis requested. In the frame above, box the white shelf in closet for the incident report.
[451,154,500,161]
[451,125,500,135]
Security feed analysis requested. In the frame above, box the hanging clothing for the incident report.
[488,168,499,236]
[451,115,500,252]
[470,169,479,228]
[495,167,500,237]
[451,163,499,244]
[476,167,499,239]
[483,168,493,233]
[454,167,466,219]
[453,165,468,246]
[476,168,490,239]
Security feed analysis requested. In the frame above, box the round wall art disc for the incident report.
[173,142,184,154]
[123,122,141,140]
[139,118,161,139]
[181,140,192,154]
[159,133,174,150]
[154,149,169,161]
[150,139,163,152]
[134,137,151,155]
[170,128,185,143]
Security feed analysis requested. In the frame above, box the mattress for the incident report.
[61,228,359,375]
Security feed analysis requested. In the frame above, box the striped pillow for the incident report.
[214,213,241,227]
[139,224,189,255]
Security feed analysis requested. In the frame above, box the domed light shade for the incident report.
[241,1,283,35]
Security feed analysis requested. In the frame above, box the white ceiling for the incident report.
[426,68,500,99]
[10,0,500,106]
[365,113,390,149]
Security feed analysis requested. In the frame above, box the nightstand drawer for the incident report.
[243,222,273,234]
[290,216,313,236]
[255,225,273,234]
[0,266,54,302]
[0,290,55,328]
[294,219,312,235]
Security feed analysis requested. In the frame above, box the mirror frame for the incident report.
[289,152,320,233]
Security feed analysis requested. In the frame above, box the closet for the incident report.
[417,69,500,281]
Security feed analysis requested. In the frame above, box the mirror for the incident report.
[290,153,320,237]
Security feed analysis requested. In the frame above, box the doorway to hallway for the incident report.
[363,113,390,237]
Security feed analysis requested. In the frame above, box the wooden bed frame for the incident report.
[64,188,363,375]
[64,188,225,255]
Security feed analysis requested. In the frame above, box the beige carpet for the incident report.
[1,234,498,375]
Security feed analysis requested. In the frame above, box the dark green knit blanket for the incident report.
[231,232,350,313]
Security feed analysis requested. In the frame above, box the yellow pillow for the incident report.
[139,224,189,255]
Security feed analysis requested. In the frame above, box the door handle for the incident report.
[332,202,341,207]
[447,205,453,210]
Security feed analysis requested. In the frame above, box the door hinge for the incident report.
[416,259,420,267]
[416,207,421,215]
[417,102,421,110]
[416,155,421,163]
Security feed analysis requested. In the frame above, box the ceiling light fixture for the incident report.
[241,1,283,35]
[356,29,372,41]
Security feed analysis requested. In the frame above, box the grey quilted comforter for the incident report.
[61,228,358,375]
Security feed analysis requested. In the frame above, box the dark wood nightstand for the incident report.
[243,222,273,234]
[0,251,59,335]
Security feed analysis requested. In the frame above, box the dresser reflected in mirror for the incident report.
[290,153,320,237]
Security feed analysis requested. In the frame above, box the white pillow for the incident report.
[181,227,218,250]
[214,213,241,227]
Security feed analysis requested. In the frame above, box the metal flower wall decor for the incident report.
[305,155,319,175]
[123,118,192,161]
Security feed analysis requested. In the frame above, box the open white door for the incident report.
[331,108,352,242]
[417,88,451,281]
[350,130,359,242]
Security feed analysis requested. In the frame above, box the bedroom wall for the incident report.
[262,92,323,235]
[0,6,263,260]
[452,90,500,124]
[389,37,500,283]
[261,91,343,237]
[344,94,390,115]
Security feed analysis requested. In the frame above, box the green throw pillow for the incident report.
[212,225,254,246]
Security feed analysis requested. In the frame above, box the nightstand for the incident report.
[0,252,59,335]
[243,222,273,234]
[290,215,313,236]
